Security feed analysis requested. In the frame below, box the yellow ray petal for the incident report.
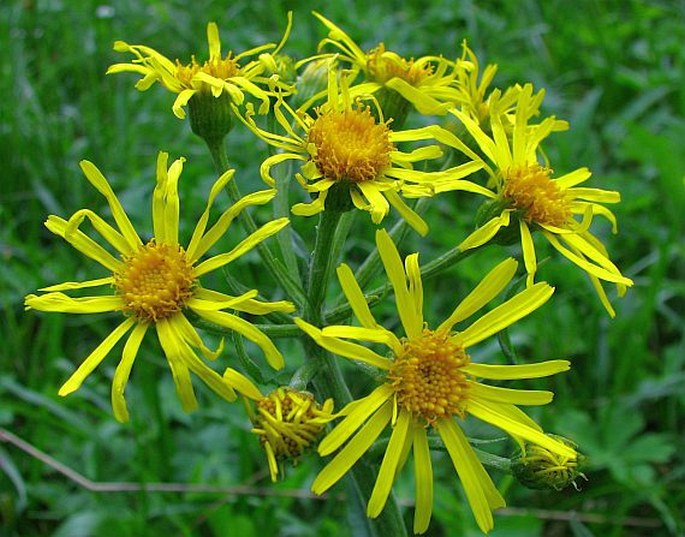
[458,210,511,251]
[295,318,392,370]
[223,367,263,401]
[412,423,433,534]
[189,187,274,262]
[111,322,148,423]
[46,215,122,272]
[376,229,422,338]
[457,282,553,347]
[25,293,122,314]
[468,382,554,406]
[156,319,198,412]
[336,263,379,329]
[463,360,570,380]
[311,402,392,495]
[437,418,504,533]
[193,218,289,276]
[468,399,576,458]
[79,160,142,250]
[39,277,114,292]
[368,409,412,518]
[322,325,397,346]
[59,317,136,396]
[318,385,395,455]
[439,258,517,331]
[195,310,284,370]
[384,189,429,236]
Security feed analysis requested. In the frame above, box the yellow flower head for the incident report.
[313,12,470,118]
[243,385,335,482]
[107,15,294,119]
[296,229,575,534]
[239,65,486,236]
[25,152,293,422]
[451,84,633,316]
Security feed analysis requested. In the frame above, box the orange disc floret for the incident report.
[114,240,195,322]
[308,106,394,183]
[388,328,470,425]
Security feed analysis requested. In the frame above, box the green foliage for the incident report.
[1,0,683,535]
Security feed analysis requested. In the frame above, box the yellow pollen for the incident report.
[388,328,470,425]
[503,165,571,227]
[366,43,433,86]
[175,54,240,87]
[308,107,394,183]
[114,240,195,323]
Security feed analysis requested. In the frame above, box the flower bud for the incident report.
[511,434,587,491]
[251,387,334,482]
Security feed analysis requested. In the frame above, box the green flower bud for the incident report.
[188,90,234,144]
[511,434,587,491]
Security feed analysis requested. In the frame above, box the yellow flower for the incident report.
[313,12,469,117]
[25,152,293,422]
[295,229,575,534]
[228,374,336,482]
[451,84,633,316]
[239,66,486,236]
[107,15,293,119]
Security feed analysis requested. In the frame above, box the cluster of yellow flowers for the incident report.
[26,12,632,534]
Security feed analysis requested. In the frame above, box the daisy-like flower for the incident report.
[107,15,293,119]
[25,152,293,422]
[295,229,576,534]
[313,12,469,119]
[239,66,486,236]
[225,371,335,482]
[451,84,633,316]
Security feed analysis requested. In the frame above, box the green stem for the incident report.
[205,138,307,308]
[303,208,408,537]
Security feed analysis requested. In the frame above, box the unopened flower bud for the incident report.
[511,434,587,491]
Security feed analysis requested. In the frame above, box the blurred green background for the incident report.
[1,0,684,535]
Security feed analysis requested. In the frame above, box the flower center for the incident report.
[366,43,433,86]
[308,106,394,183]
[388,328,470,425]
[114,240,195,323]
[503,165,571,227]
[176,54,240,87]
[253,388,330,460]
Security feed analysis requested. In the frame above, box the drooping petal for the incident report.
[467,399,576,458]
[59,317,136,396]
[318,385,395,455]
[111,322,148,422]
[412,423,434,534]
[156,318,198,412]
[223,367,263,401]
[195,310,284,370]
[367,409,412,518]
[311,401,392,495]
[437,418,505,533]
[458,211,511,251]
